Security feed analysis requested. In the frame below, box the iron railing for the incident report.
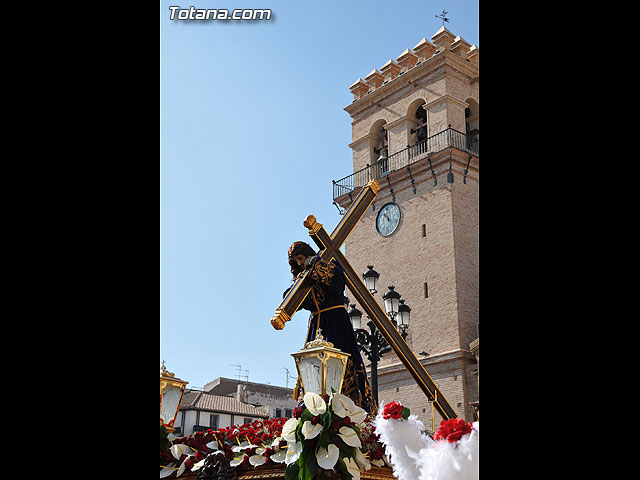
[332,126,478,200]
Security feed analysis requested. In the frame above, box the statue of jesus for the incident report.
[284,241,377,415]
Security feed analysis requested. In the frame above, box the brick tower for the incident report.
[333,26,479,426]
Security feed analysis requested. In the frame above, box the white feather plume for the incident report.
[374,407,479,480]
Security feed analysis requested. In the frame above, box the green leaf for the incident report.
[297,446,318,480]
[304,446,318,480]
[300,408,314,423]
[317,431,330,449]
[160,425,171,451]
[401,406,411,419]
[285,462,300,480]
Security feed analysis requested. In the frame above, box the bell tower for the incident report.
[334,26,479,424]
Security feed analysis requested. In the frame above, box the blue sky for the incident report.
[160,0,479,389]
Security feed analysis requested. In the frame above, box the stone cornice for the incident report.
[348,133,377,149]
[345,50,478,118]
[424,93,469,111]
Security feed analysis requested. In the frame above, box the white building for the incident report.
[204,377,298,419]
[175,389,269,436]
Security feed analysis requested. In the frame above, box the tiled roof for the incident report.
[179,390,269,418]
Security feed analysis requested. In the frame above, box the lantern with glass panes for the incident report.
[290,329,350,396]
[362,265,380,294]
[397,299,411,339]
[160,362,188,433]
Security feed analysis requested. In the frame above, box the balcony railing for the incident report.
[332,126,478,201]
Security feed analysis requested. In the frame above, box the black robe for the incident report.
[284,255,377,415]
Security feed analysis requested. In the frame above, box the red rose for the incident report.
[195,451,206,461]
[433,418,473,443]
[311,416,320,425]
[382,401,404,420]
[184,458,195,469]
[331,420,340,430]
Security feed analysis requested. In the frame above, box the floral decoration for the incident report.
[159,393,388,479]
[432,418,474,444]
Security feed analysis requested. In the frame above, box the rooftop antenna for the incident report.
[435,9,450,27]
[283,366,295,389]
[230,364,249,382]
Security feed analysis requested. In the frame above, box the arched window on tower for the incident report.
[370,120,388,177]
[465,98,479,155]
[407,99,428,160]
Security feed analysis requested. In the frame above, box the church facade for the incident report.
[333,26,479,426]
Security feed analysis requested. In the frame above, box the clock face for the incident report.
[376,202,401,236]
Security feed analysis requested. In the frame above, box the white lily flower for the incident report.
[301,420,323,439]
[160,462,177,478]
[191,457,207,471]
[348,406,368,424]
[330,393,356,418]
[249,455,266,466]
[282,417,299,443]
[255,447,266,455]
[285,441,303,465]
[316,444,340,470]
[338,426,362,448]
[231,440,257,453]
[229,454,245,467]
[303,392,327,416]
[344,456,361,480]
[205,439,219,450]
[355,448,371,471]
[270,450,287,463]
[170,444,195,460]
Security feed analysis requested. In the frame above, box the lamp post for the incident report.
[350,305,391,406]
[160,361,188,434]
[351,268,412,406]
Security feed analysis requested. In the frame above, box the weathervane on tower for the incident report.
[435,9,450,26]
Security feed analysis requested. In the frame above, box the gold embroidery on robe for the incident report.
[310,259,336,286]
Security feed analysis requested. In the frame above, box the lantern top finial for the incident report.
[160,360,175,378]
[305,329,335,349]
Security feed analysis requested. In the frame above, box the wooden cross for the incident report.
[270,180,457,420]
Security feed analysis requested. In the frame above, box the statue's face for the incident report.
[293,254,307,267]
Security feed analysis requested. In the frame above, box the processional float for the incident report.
[270,180,457,421]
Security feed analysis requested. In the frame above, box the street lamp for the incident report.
[397,299,411,339]
[291,329,350,396]
[352,317,391,406]
[362,265,380,294]
[348,304,363,330]
[352,269,413,406]
[160,361,188,433]
[382,285,401,320]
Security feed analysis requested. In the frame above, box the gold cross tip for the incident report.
[303,215,322,234]
[366,179,380,194]
[270,308,291,330]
